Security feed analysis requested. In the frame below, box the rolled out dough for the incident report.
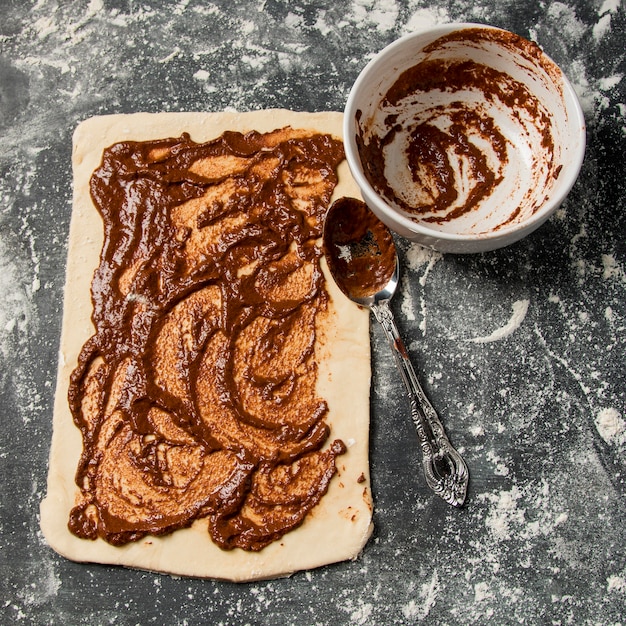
[40,110,373,581]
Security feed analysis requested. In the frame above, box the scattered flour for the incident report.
[594,408,626,445]
[469,424,485,437]
[192,69,210,81]
[419,570,440,618]
[404,243,443,277]
[482,485,525,541]
[474,581,494,603]
[528,0,624,123]
[607,574,626,593]
[400,273,416,322]
[598,74,623,91]
[2,0,625,624]
[599,0,622,13]
[602,253,626,284]
[545,2,587,43]
[402,243,443,333]
[0,229,37,365]
[341,597,374,625]
[593,0,622,41]
[16,556,62,608]
[402,6,450,34]
[401,570,440,620]
[467,300,529,344]
[349,0,399,33]
[486,449,510,476]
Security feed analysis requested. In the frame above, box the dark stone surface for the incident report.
[1,1,624,623]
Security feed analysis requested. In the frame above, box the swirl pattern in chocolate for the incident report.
[67,127,347,552]
[356,28,565,234]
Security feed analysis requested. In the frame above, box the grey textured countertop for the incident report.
[1,1,625,624]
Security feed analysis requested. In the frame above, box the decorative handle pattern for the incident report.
[372,300,469,507]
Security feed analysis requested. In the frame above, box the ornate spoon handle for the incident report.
[371,300,469,507]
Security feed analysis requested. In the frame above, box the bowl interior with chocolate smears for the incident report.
[344,23,586,253]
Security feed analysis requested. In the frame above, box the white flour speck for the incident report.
[546,3,587,41]
[400,273,416,322]
[602,253,626,283]
[404,243,443,275]
[350,0,399,33]
[593,14,612,40]
[593,0,621,41]
[474,581,494,603]
[32,15,58,40]
[402,599,419,620]
[403,243,442,333]
[341,597,374,625]
[173,0,191,16]
[402,6,450,34]
[468,299,529,344]
[486,449,510,476]
[598,74,623,91]
[482,486,525,541]
[158,46,181,63]
[600,0,622,12]
[313,11,333,37]
[16,557,61,607]
[594,408,625,445]
[284,12,303,29]
[401,570,440,620]
[193,69,210,81]
[607,574,626,593]
[470,424,485,437]
[0,230,37,364]
[419,570,440,618]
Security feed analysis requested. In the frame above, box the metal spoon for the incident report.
[322,197,469,507]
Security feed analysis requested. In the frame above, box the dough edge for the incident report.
[40,110,373,582]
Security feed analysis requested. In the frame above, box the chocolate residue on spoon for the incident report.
[323,197,396,301]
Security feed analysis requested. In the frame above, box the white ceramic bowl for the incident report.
[344,23,586,253]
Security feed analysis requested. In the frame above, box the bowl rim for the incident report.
[343,22,587,245]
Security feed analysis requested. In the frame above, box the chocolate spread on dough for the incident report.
[67,127,348,551]
[323,197,396,301]
[356,28,558,227]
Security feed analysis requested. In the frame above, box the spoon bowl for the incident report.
[323,197,469,506]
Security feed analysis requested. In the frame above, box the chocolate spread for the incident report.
[323,197,396,301]
[356,28,559,230]
[67,127,348,551]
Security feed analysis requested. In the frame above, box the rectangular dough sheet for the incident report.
[40,110,373,581]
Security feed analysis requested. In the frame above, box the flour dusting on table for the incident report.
[1,0,625,623]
